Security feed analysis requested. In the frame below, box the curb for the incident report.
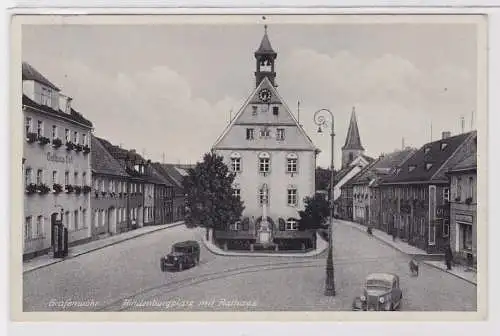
[23,222,185,273]
[423,261,477,286]
[201,233,328,258]
[339,220,435,258]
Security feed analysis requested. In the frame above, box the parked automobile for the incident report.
[160,240,200,272]
[354,273,403,311]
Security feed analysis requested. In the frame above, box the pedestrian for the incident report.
[392,227,397,242]
[445,244,453,270]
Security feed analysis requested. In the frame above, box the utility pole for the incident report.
[297,101,301,126]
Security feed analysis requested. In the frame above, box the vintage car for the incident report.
[354,273,403,311]
[160,240,200,272]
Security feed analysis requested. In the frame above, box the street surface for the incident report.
[23,221,476,311]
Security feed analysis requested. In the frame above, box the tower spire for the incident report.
[254,25,277,87]
[342,106,364,151]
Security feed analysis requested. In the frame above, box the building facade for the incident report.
[447,153,477,267]
[159,164,188,223]
[148,162,175,225]
[90,135,130,238]
[380,131,477,254]
[22,62,93,260]
[211,27,317,250]
[350,148,417,227]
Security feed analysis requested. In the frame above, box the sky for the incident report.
[22,21,478,168]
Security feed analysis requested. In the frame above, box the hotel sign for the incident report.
[47,152,73,164]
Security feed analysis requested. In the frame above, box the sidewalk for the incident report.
[23,221,184,273]
[202,231,328,257]
[337,219,477,285]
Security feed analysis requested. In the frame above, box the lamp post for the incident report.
[313,108,336,296]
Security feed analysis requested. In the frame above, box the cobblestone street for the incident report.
[23,220,476,312]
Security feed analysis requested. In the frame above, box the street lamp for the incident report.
[313,108,336,296]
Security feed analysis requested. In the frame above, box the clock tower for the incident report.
[254,25,277,87]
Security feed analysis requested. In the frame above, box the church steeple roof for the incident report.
[255,25,276,56]
[342,107,364,150]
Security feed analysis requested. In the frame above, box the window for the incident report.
[52,171,58,185]
[457,177,462,200]
[101,180,105,192]
[259,185,269,205]
[443,187,450,202]
[246,128,254,140]
[52,125,57,140]
[36,215,44,238]
[424,147,431,154]
[287,188,298,206]
[24,168,32,186]
[65,211,70,228]
[24,216,33,240]
[252,106,258,116]
[230,152,241,172]
[82,172,87,186]
[233,187,241,199]
[74,172,79,185]
[41,86,51,106]
[82,133,87,146]
[25,117,32,135]
[286,218,298,231]
[260,127,270,138]
[441,143,448,151]
[287,153,298,173]
[469,176,474,200]
[349,152,354,162]
[462,224,473,251]
[82,209,87,228]
[36,169,43,185]
[74,210,79,230]
[101,210,105,226]
[65,129,70,142]
[260,105,269,113]
[73,131,78,144]
[65,171,69,185]
[408,165,416,172]
[259,152,270,173]
[443,219,449,237]
[272,106,279,115]
[425,163,433,171]
[276,128,285,141]
[94,210,99,227]
[37,120,44,137]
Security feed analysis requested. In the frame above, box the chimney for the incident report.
[442,131,451,139]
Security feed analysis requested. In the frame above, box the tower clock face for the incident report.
[258,88,271,103]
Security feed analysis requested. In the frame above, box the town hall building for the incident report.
[212,26,318,251]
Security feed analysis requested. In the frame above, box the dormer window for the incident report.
[425,163,433,171]
[40,86,52,107]
[424,147,431,154]
[441,143,448,150]
[408,165,416,172]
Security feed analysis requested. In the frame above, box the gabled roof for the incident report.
[342,107,364,151]
[91,136,129,177]
[255,26,276,56]
[22,62,60,91]
[23,95,93,128]
[447,152,477,174]
[382,131,475,184]
[158,163,189,189]
[212,76,316,151]
[350,148,417,186]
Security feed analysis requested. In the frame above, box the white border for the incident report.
[3,2,500,336]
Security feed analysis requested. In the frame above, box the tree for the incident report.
[183,152,244,240]
[316,167,335,191]
[298,193,330,231]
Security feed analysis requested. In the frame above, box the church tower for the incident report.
[342,107,365,168]
[254,25,277,87]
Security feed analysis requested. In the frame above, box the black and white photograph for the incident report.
[11,13,487,319]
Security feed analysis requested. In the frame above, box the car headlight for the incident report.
[379,297,385,304]
[360,296,366,301]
